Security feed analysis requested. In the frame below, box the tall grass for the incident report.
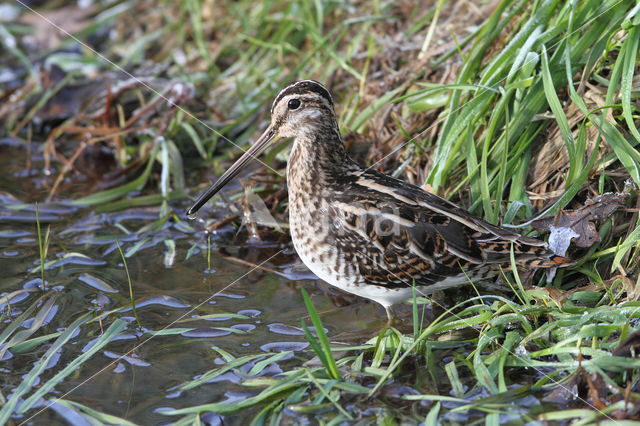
[1,0,639,423]
[34,202,48,291]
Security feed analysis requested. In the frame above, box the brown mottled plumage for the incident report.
[188,80,572,319]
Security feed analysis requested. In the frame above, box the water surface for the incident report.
[0,139,387,424]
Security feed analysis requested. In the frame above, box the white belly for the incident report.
[289,202,415,308]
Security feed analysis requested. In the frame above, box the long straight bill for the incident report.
[187,127,276,217]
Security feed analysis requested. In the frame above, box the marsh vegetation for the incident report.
[1,0,639,423]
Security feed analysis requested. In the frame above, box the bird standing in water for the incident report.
[187,80,571,320]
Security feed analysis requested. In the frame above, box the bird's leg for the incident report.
[385,306,394,323]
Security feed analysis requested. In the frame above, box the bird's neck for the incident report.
[286,123,354,189]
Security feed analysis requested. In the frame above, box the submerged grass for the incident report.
[159,289,640,423]
[34,202,47,292]
[1,0,639,423]
[300,287,341,381]
[116,239,142,330]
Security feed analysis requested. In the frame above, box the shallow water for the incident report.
[1,139,595,424]
[0,140,390,424]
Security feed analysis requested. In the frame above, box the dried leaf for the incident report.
[532,192,629,248]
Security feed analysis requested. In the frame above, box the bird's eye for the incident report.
[288,99,301,110]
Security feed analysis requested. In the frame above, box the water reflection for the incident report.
[0,180,378,424]
[0,141,399,424]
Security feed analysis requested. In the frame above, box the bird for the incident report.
[187,80,572,320]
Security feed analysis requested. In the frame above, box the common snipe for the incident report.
[188,80,572,319]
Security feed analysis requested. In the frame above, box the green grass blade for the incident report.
[611,218,640,273]
[600,120,640,186]
[117,240,142,329]
[35,202,45,291]
[541,44,575,174]
[300,287,341,380]
[18,318,127,414]
[303,370,352,420]
[178,354,269,391]
[0,313,89,421]
[620,25,640,143]
[54,399,138,426]
[0,294,41,353]
[300,319,330,374]
[424,401,441,426]
[0,295,57,358]
[412,281,419,339]
[181,121,207,159]
[247,352,292,377]
[165,372,306,415]
[445,361,465,397]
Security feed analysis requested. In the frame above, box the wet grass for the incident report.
[159,291,640,423]
[1,0,640,423]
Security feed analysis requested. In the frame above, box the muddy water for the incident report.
[0,140,388,424]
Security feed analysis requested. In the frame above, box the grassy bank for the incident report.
[1,0,639,423]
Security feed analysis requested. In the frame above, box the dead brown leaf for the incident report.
[532,192,629,248]
[586,372,609,411]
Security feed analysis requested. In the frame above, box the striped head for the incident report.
[269,80,336,138]
[186,80,338,216]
